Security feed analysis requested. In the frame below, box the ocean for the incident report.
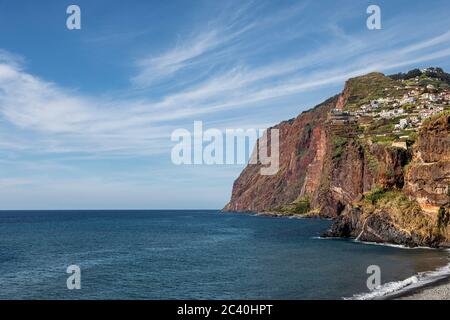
[0,210,448,299]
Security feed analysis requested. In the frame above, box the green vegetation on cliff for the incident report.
[344,73,398,110]
[359,188,436,240]
[332,136,348,159]
[271,196,311,215]
[437,207,450,233]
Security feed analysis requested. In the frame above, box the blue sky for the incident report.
[1,0,450,209]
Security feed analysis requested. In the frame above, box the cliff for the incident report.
[223,96,336,213]
[404,114,450,211]
[224,69,450,247]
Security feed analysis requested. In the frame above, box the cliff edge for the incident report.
[224,68,450,247]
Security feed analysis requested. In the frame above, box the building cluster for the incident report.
[328,76,450,148]
[351,82,450,133]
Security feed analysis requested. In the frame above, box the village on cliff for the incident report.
[329,68,450,149]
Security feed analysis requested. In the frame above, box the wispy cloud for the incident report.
[1,2,450,160]
[2,1,450,208]
[131,30,220,86]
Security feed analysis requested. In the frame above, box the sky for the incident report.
[1,0,450,209]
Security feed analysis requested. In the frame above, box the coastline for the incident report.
[228,209,326,219]
[226,210,450,300]
[230,210,447,247]
[348,259,450,300]
[393,277,450,300]
[254,211,315,219]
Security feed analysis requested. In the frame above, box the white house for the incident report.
[370,100,380,109]
[395,118,409,130]
[428,94,438,102]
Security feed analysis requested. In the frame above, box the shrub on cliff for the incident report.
[358,190,435,243]
[365,186,386,204]
[332,136,348,159]
[293,197,311,214]
[437,207,450,231]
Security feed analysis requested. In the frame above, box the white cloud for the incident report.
[2,2,450,208]
[1,4,450,161]
[131,30,220,86]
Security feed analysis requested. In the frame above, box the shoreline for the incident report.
[227,209,332,220]
[226,210,450,300]
[347,259,450,300]
[392,276,450,300]
[227,210,448,248]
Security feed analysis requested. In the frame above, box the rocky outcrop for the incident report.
[404,114,450,211]
[323,206,439,247]
[323,113,450,247]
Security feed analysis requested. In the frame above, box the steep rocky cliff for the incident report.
[223,96,336,213]
[224,69,450,247]
[404,114,450,211]
[324,112,450,247]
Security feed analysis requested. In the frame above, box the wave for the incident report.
[313,236,437,250]
[348,259,450,300]
[352,239,437,250]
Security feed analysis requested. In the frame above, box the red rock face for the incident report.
[224,72,449,225]
[223,103,411,217]
[223,96,337,212]
[317,140,366,216]
[226,69,450,247]
[312,133,411,217]
[404,114,450,211]
[224,104,412,216]
[301,124,327,195]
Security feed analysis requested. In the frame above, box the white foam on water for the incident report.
[313,237,435,250]
[311,236,345,240]
[348,260,450,300]
[352,239,437,250]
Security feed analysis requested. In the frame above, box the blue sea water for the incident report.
[0,210,448,299]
